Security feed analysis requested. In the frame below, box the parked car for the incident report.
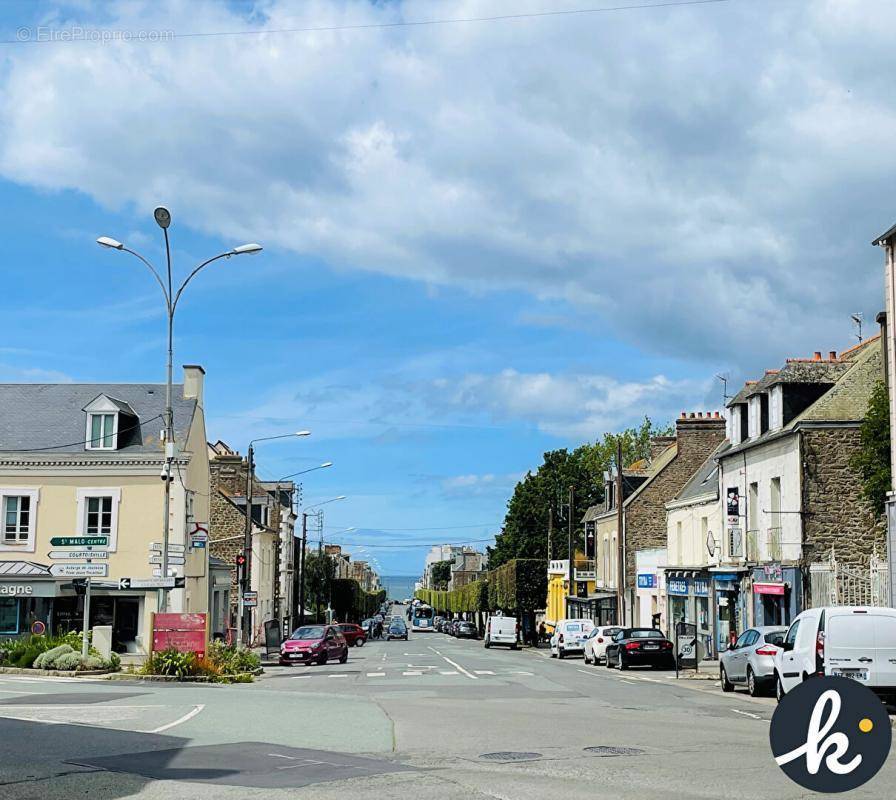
[439,619,451,633]
[550,619,595,658]
[433,616,445,630]
[279,624,348,666]
[719,625,786,696]
[774,606,896,702]
[583,626,622,665]
[455,621,478,639]
[604,628,675,670]
[387,619,409,641]
[337,623,367,648]
[484,615,519,649]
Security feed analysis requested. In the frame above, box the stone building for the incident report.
[717,335,884,647]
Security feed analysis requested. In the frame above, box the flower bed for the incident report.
[138,642,261,683]
[0,633,121,673]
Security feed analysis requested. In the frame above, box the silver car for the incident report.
[719,625,787,696]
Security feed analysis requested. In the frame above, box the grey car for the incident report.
[719,625,787,696]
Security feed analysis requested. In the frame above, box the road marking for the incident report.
[508,671,534,676]
[440,670,459,675]
[731,708,764,720]
[328,674,349,679]
[367,672,386,677]
[428,646,477,680]
[474,670,495,675]
[403,671,423,676]
[291,675,312,679]
[144,704,205,734]
[620,679,637,685]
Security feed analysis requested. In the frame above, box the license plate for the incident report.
[290,653,306,659]
[832,668,868,681]
[644,644,659,650]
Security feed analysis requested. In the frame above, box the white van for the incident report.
[774,606,896,701]
[484,616,519,649]
[550,619,595,658]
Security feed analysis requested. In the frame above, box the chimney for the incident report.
[829,351,837,360]
[182,364,205,404]
[675,410,726,458]
[812,351,822,361]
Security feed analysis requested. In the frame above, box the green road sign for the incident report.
[49,536,109,547]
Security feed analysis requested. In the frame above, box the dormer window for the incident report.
[87,413,116,450]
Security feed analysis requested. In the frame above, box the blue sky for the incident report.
[0,0,893,573]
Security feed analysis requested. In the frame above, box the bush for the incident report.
[53,652,83,671]
[142,648,198,679]
[33,644,74,670]
[206,641,260,675]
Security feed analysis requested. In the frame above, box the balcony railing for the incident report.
[767,527,782,561]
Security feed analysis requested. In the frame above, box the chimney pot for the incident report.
[813,351,822,361]
[829,350,837,360]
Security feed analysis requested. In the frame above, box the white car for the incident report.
[550,619,594,658]
[584,626,622,665]
[774,605,896,702]
[484,615,519,649]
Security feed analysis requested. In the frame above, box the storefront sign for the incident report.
[585,521,595,559]
[637,573,657,589]
[668,578,689,595]
[726,487,740,524]
[713,573,738,582]
[753,582,786,596]
[0,581,57,597]
[694,579,710,596]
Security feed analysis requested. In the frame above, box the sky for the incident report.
[0,0,893,574]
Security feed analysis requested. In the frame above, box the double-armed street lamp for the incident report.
[97,208,262,612]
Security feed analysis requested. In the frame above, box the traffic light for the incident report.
[236,553,246,568]
[72,578,87,596]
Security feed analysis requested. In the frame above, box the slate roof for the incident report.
[0,383,197,454]
[673,442,725,504]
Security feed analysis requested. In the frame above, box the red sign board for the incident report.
[753,582,786,596]
[152,612,207,658]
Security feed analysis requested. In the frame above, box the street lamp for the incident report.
[298,495,347,625]
[97,208,262,613]
[277,462,333,481]
[240,431,311,644]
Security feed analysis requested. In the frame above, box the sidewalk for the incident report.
[673,659,719,681]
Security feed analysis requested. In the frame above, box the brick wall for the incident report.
[624,413,725,588]
[801,427,885,564]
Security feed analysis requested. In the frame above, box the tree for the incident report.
[488,417,673,567]
[303,551,336,621]
[430,560,452,590]
[851,380,891,516]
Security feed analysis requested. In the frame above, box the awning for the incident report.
[753,582,786,596]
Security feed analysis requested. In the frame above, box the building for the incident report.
[324,544,352,579]
[0,366,210,651]
[717,337,885,647]
[422,544,463,589]
[448,548,486,590]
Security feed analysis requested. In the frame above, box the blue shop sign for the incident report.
[713,573,738,582]
[668,578,689,596]
[637,574,656,589]
[694,579,709,596]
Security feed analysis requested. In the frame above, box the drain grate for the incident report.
[479,751,542,762]
[584,746,645,757]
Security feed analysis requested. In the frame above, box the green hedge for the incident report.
[331,579,387,622]
[415,558,546,615]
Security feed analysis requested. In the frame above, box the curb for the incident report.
[102,667,263,683]
[0,666,118,678]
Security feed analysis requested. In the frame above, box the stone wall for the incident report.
[624,414,725,588]
[209,455,248,618]
[801,427,886,564]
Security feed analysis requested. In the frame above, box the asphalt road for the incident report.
[1,608,894,799]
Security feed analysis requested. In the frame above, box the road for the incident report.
[1,608,893,799]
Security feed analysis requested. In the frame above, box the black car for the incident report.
[455,621,478,639]
[387,619,409,640]
[604,628,675,670]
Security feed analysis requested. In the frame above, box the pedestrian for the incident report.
[538,621,546,646]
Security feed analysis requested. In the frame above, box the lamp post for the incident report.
[239,431,311,645]
[276,462,333,482]
[298,496,347,625]
[97,211,262,613]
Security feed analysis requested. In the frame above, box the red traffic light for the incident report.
[236,554,246,567]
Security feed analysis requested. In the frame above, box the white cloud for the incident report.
[0,0,892,365]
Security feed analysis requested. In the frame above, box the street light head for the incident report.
[295,430,312,437]
[96,236,124,250]
[232,243,263,255]
[153,206,172,229]
[320,462,333,468]
[335,495,347,501]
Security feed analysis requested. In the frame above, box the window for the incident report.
[87,412,116,449]
[748,482,759,530]
[734,630,753,649]
[0,488,39,551]
[784,620,800,648]
[3,495,30,543]
[76,488,121,551]
[0,598,18,635]
[675,521,683,564]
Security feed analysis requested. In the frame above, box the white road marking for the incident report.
[366,672,386,677]
[731,709,764,720]
[328,674,349,679]
[291,675,312,679]
[508,671,534,676]
[620,679,637,685]
[0,714,65,725]
[428,646,477,680]
[440,670,459,675]
[474,670,495,675]
[144,704,205,734]
[403,671,423,676]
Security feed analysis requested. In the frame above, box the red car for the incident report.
[279,624,348,666]
[337,623,367,647]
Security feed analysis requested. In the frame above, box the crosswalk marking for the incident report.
[474,670,495,675]
[402,671,423,676]
[439,670,459,675]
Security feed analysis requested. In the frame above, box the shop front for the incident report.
[711,569,748,653]
[0,576,58,637]
[566,592,617,625]
[751,564,801,627]
[664,571,713,659]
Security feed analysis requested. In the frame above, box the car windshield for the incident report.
[764,631,785,645]
[390,622,406,630]
[627,629,664,639]
[414,607,433,619]
[290,626,325,640]
[565,624,581,632]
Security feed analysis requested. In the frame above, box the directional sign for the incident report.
[50,536,108,548]
[152,568,179,578]
[50,563,108,577]
[148,555,185,566]
[120,577,176,590]
[48,549,109,560]
[148,542,186,553]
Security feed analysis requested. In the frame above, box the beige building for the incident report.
[0,366,210,653]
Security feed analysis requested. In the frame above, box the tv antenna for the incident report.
[851,313,863,343]
[715,373,731,405]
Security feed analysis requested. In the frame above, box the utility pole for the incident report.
[616,438,625,626]
[298,511,308,626]
[547,505,553,561]
[567,486,574,619]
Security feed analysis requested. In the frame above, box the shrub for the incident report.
[33,644,74,670]
[54,652,83,671]
[142,648,198,679]
[206,641,260,675]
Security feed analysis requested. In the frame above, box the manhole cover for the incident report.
[584,746,644,757]
[479,752,542,762]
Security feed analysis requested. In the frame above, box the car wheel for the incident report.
[357,638,365,648]
[617,653,627,670]
[339,649,348,664]
[775,673,785,703]
[605,652,613,668]
[550,649,557,658]
[720,666,734,692]
[484,638,490,648]
[747,667,761,697]
[584,651,592,665]
[318,652,328,666]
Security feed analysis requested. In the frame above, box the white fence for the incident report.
[809,549,889,608]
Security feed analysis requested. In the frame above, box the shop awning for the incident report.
[753,582,786,596]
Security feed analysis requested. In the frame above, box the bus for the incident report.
[411,604,434,631]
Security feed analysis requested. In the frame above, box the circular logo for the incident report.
[770,676,891,793]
